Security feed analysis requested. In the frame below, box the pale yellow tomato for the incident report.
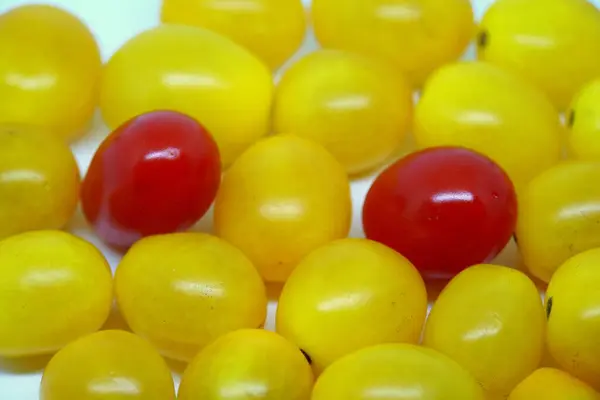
[179,329,313,400]
[0,230,112,357]
[423,264,545,399]
[161,0,306,70]
[100,24,272,167]
[312,0,474,88]
[114,232,267,362]
[0,4,101,141]
[415,61,562,194]
[312,343,485,400]
[478,0,600,111]
[276,238,427,374]
[273,50,413,176]
[508,368,600,400]
[213,135,351,282]
[567,79,600,159]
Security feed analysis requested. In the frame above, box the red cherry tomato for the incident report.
[362,146,517,279]
[81,110,221,248]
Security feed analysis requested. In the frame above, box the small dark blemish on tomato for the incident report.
[477,30,489,48]
[300,349,312,365]
[567,110,575,128]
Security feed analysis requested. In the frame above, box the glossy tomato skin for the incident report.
[81,110,221,248]
[362,146,517,279]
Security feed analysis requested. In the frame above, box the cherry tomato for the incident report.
[81,110,220,249]
[0,4,101,141]
[567,78,600,159]
[0,230,112,357]
[362,146,517,279]
[179,329,313,400]
[41,330,176,400]
[509,368,600,400]
[478,0,600,111]
[213,135,351,282]
[161,0,306,71]
[100,24,272,167]
[273,50,413,176]
[115,232,267,362]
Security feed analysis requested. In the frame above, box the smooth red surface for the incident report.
[81,110,221,249]
[362,146,517,279]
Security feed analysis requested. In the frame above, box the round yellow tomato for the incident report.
[508,368,600,400]
[41,330,176,400]
[100,24,272,167]
[273,50,413,176]
[114,232,267,362]
[423,264,545,398]
[312,0,474,88]
[179,329,313,400]
[478,0,600,111]
[516,161,600,283]
[415,61,562,194]
[161,0,306,71]
[213,135,351,282]
[0,4,101,141]
[311,343,485,400]
[0,230,112,357]
[276,238,427,374]
[567,78,600,159]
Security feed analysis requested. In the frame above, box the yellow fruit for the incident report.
[213,135,351,282]
[508,368,600,400]
[273,50,413,175]
[567,78,600,159]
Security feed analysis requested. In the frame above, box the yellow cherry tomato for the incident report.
[276,238,427,374]
[41,330,176,400]
[312,0,474,88]
[423,264,545,398]
[509,368,600,400]
[179,329,313,400]
[114,232,267,362]
[0,4,101,141]
[478,0,600,111]
[415,61,562,194]
[161,0,306,71]
[213,135,351,282]
[273,50,413,176]
[0,230,112,357]
[516,161,600,283]
[100,24,272,167]
[311,343,485,400]
[567,79,600,159]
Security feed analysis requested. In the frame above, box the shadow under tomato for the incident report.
[0,353,53,374]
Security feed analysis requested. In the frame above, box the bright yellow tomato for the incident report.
[508,368,600,400]
[161,0,306,70]
[311,343,485,400]
[312,0,474,88]
[273,50,413,176]
[213,135,351,282]
[567,79,600,159]
[0,4,101,141]
[100,24,273,167]
[276,238,427,374]
[415,61,562,194]
[114,232,267,362]
[41,330,176,400]
[179,329,313,400]
[478,0,600,111]
[423,264,545,399]
[516,161,600,283]
[0,230,112,357]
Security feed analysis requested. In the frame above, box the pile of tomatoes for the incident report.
[3,0,600,399]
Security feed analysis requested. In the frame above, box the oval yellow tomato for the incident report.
[311,343,485,400]
[0,230,112,357]
[213,135,351,282]
[273,50,413,176]
[114,232,267,362]
[100,24,272,167]
[478,0,600,111]
[423,264,545,398]
[41,330,176,400]
[179,329,313,400]
[567,79,600,159]
[0,4,101,141]
[161,0,306,70]
[508,368,600,400]
[276,238,427,374]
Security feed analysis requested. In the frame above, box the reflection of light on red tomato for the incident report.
[81,110,221,249]
[362,146,517,279]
